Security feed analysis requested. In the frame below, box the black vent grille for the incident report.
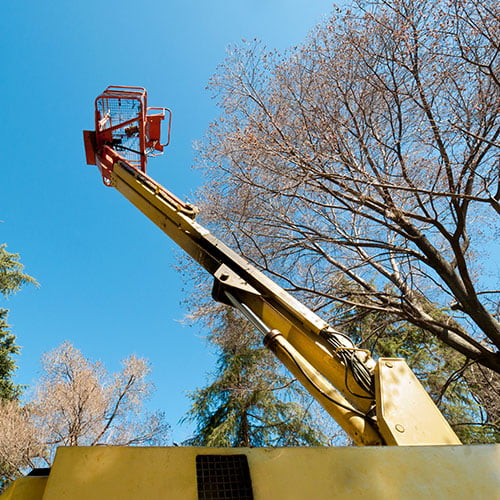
[196,454,253,500]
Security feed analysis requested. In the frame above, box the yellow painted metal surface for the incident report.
[376,358,462,445]
[265,330,383,446]
[1,477,47,500]
[3,445,498,499]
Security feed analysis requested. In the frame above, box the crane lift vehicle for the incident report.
[3,86,498,500]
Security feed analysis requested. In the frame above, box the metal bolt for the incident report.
[385,361,393,368]
[395,424,405,433]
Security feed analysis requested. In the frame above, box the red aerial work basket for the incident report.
[84,86,171,183]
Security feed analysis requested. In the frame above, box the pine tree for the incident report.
[0,244,37,401]
[0,311,22,401]
[0,244,37,490]
[183,309,326,447]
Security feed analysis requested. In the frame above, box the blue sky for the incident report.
[1,0,333,442]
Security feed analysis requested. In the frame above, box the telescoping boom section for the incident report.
[83,86,460,447]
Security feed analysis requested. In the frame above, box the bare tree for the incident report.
[0,400,45,489]
[0,341,169,490]
[196,0,500,374]
[30,342,169,456]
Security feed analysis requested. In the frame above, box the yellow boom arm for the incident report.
[82,86,460,446]
[103,155,460,446]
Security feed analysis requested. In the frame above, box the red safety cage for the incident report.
[84,86,171,184]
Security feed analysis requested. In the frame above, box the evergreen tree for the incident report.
[0,311,22,401]
[183,309,326,447]
[0,244,37,401]
[0,244,37,490]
